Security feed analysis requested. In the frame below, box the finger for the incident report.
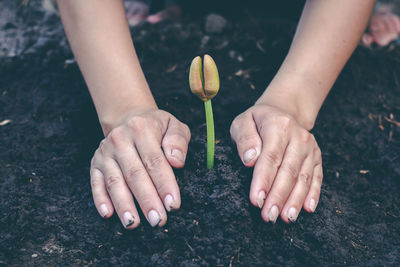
[135,131,181,214]
[114,141,168,227]
[102,158,140,229]
[122,116,173,226]
[249,121,289,210]
[280,155,314,223]
[230,114,262,167]
[162,118,191,168]
[304,162,323,213]
[361,33,374,46]
[261,141,308,223]
[384,16,397,33]
[90,167,114,219]
[372,30,398,46]
[393,16,400,32]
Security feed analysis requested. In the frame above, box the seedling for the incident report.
[189,54,220,169]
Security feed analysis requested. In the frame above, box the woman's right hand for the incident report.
[90,108,191,229]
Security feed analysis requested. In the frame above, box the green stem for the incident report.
[204,100,215,169]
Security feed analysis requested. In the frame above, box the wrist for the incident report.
[256,94,316,131]
[99,104,157,136]
[91,79,158,136]
[256,73,323,130]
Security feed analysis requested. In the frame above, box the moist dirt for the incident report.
[0,1,399,266]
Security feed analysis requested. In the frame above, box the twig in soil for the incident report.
[384,115,400,127]
[378,115,385,131]
[166,65,177,73]
[185,239,194,252]
[0,120,11,126]
[385,211,399,218]
[229,255,235,267]
[67,249,84,255]
[256,41,265,53]
[386,113,395,142]
[248,81,256,90]
[234,69,251,79]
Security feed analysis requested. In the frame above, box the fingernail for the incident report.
[243,148,257,164]
[268,205,279,224]
[309,198,317,212]
[123,211,134,227]
[256,191,266,209]
[148,210,161,227]
[99,204,109,218]
[171,149,184,162]
[164,194,175,212]
[287,207,298,222]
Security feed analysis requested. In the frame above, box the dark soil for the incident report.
[1,1,399,266]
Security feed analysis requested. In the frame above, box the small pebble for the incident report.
[205,14,227,34]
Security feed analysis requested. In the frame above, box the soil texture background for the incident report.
[0,1,399,266]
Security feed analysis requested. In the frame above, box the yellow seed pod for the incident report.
[189,54,220,101]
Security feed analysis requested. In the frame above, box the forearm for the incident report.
[57,0,157,135]
[257,0,376,130]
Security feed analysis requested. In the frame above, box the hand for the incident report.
[230,104,323,223]
[90,108,191,228]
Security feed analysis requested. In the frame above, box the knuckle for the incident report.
[182,123,191,140]
[230,117,242,135]
[314,146,321,157]
[315,157,323,166]
[298,129,311,143]
[277,115,292,132]
[90,156,96,167]
[268,192,285,205]
[125,165,146,181]
[139,193,156,207]
[105,175,122,191]
[127,116,147,132]
[257,122,269,136]
[281,163,298,178]
[143,153,164,171]
[154,181,169,195]
[91,150,104,167]
[155,109,168,117]
[107,127,124,146]
[237,133,259,146]
[165,133,186,145]
[99,140,106,153]
[230,113,249,134]
[261,150,281,168]
[315,173,323,183]
[90,175,103,188]
[298,172,312,185]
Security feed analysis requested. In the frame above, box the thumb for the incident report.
[230,114,262,167]
[162,117,191,168]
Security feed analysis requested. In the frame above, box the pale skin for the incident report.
[57,0,375,228]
